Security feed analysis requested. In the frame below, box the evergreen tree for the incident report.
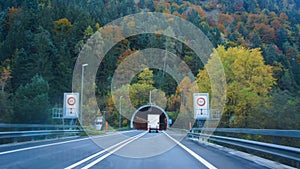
[13,75,50,123]
[0,91,13,123]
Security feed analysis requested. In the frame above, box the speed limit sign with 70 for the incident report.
[193,93,209,119]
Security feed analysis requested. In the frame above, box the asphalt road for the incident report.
[0,130,270,169]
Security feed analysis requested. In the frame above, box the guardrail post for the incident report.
[272,136,279,145]
[13,126,18,143]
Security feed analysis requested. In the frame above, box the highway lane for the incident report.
[0,130,272,169]
[82,131,269,169]
[179,136,270,169]
[0,131,142,169]
[88,131,210,169]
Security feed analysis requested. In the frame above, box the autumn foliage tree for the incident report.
[53,18,72,33]
[0,68,12,123]
[197,46,275,127]
[0,0,299,130]
[0,68,12,92]
[130,68,154,108]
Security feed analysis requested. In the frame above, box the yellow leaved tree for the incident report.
[197,46,275,127]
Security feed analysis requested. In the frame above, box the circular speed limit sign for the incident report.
[67,97,76,106]
[196,97,206,107]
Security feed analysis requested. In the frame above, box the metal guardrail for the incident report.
[188,128,300,167]
[0,123,80,129]
[191,128,300,138]
[0,123,83,144]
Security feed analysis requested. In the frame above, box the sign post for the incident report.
[193,93,209,120]
[63,93,79,119]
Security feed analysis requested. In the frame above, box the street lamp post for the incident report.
[119,96,123,129]
[103,110,106,123]
[80,63,88,125]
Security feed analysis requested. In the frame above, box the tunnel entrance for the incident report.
[130,105,169,130]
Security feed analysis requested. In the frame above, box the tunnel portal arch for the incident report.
[130,104,170,130]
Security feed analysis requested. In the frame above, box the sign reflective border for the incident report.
[63,93,79,119]
[196,97,206,107]
[193,93,209,120]
[67,97,76,106]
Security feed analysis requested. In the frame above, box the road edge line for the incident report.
[163,131,217,169]
[0,130,135,155]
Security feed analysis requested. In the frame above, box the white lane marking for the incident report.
[82,131,147,169]
[0,130,135,155]
[65,132,146,169]
[163,131,217,169]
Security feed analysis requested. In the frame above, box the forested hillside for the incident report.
[0,0,299,129]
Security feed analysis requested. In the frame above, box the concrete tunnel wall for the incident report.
[130,104,170,130]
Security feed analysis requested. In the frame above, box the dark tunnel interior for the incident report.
[133,106,167,130]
